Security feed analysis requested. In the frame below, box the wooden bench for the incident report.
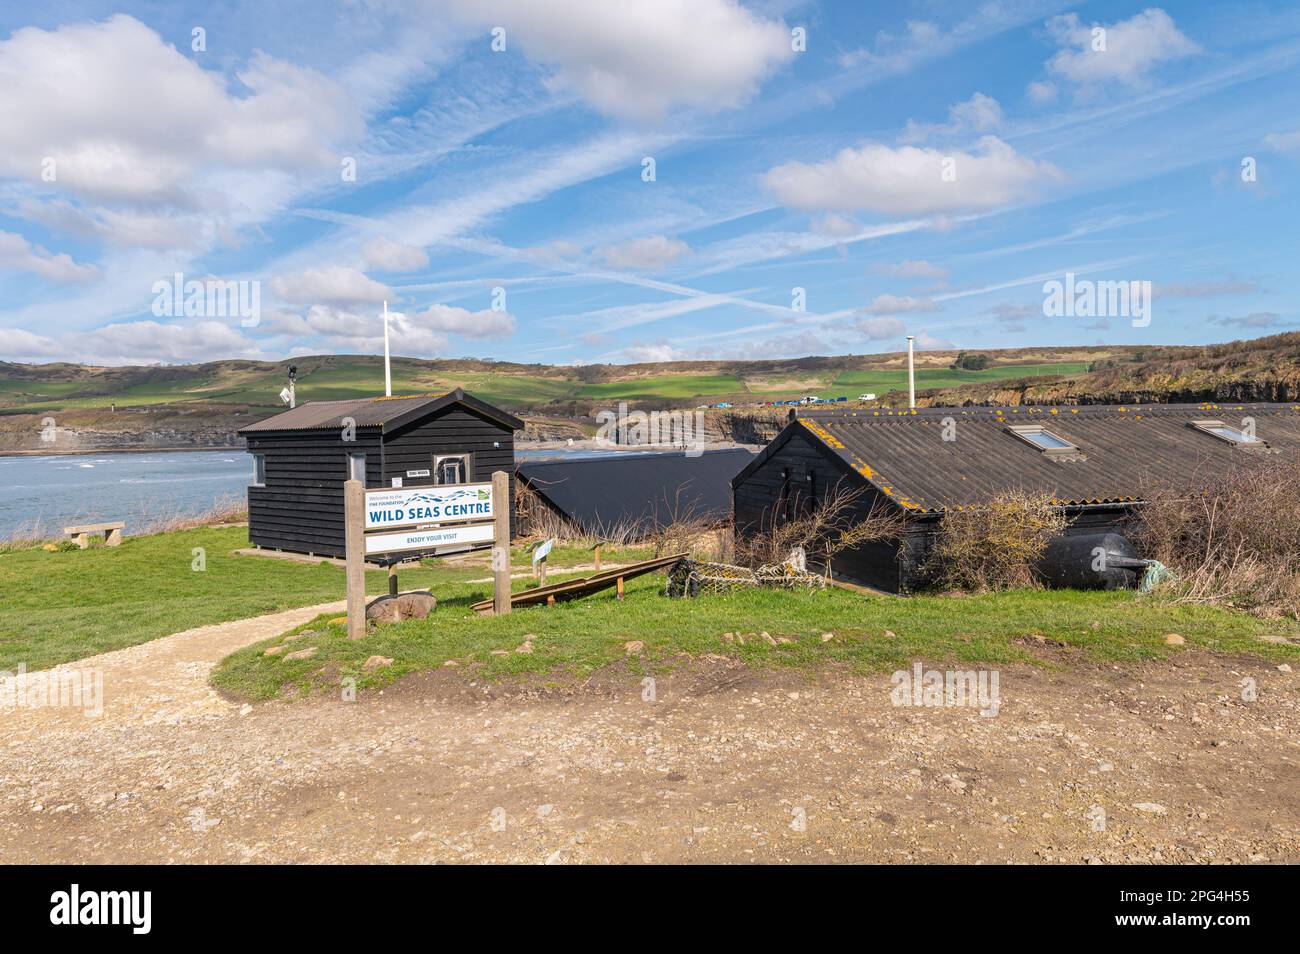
[64,521,125,549]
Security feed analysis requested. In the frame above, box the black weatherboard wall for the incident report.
[239,388,522,559]
[733,402,1300,592]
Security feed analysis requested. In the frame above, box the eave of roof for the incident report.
[237,387,524,435]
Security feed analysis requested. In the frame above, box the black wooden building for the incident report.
[733,402,1300,592]
[516,448,755,538]
[239,389,522,559]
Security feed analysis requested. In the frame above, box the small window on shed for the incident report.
[348,452,367,483]
[435,454,469,484]
[1190,419,1263,447]
[1007,424,1079,457]
[251,453,266,487]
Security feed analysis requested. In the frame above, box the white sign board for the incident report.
[364,482,494,530]
[364,522,495,555]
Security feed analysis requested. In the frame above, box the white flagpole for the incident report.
[906,335,916,409]
[383,300,392,396]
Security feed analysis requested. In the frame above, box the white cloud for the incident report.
[863,294,939,315]
[0,327,62,358]
[901,92,1002,143]
[1211,311,1284,329]
[443,0,794,121]
[1264,129,1300,154]
[618,342,688,363]
[75,319,262,364]
[270,266,392,305]
[1026,80,1058,104]
[414,303,516,339]
[0,15,360,204]
[1044,9,1198,88]
[916,331,956,350]
[599,235,691,271]
[857,316,906,339]
[763,137,1063,216]
[0,230,98,283]
[871,259,947,281]
[361,236,429,273]
[809,213,860,238]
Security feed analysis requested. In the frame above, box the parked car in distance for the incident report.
[858,392,877,401]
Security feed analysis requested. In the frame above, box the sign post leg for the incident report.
[492,470,511,616]
[345,478,366,640]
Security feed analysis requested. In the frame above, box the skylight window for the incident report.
[1190,419,1264,447]
[1006,424,1081,458]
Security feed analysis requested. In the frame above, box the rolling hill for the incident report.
[2,334,1296,453]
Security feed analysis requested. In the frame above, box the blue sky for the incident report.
[0,0,1297,366]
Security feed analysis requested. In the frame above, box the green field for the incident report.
[0,355,1094,415]
[575,373,748,401]
[829,362,1090,396]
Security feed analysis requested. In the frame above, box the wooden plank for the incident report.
[471,552,686,612]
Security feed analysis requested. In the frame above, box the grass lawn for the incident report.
[211,568,1300,703]
[0,525,650,671]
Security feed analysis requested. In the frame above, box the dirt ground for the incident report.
[1,605,1296,864]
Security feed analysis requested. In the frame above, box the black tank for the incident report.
[1036,531,1143,590]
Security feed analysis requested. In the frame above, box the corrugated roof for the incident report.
[739,402,1300,512]
[238,388,523,434]
[518,448,756,534]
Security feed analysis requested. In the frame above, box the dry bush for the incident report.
[514,478,710,553]
[136,493,248,535]
[1132,458,1300,617]
[928,491,1066,591]
[734,481,905,572]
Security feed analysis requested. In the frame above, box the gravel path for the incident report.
[1,607,1296,864]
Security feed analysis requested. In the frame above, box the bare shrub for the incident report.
[734,480,905,573]
[136,493,248,535]
[514,478,713,554]
[1132,458,1300,617]
[928,491,1066,591]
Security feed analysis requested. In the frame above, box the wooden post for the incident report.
[616,575,625,600]
[388,563,398,596]
[492,470,511,616]
[593,544,602,572]
[344,479,366,640]
[538,558,547,588]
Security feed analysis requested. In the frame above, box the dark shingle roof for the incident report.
[737,403,1300,512]
[238,388,523,434]
[518,448,756,534]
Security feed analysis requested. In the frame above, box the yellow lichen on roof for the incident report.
[798,417,845,449]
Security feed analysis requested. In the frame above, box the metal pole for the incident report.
[492,470,511,615]
[344,479,366,639]
[906,335,916,409]
[383,300,392,397]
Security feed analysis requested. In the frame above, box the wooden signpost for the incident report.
[343,470,512,637]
